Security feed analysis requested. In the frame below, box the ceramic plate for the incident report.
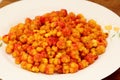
[0,0,120,80]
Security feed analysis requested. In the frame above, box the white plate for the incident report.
[0,0,120,80]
